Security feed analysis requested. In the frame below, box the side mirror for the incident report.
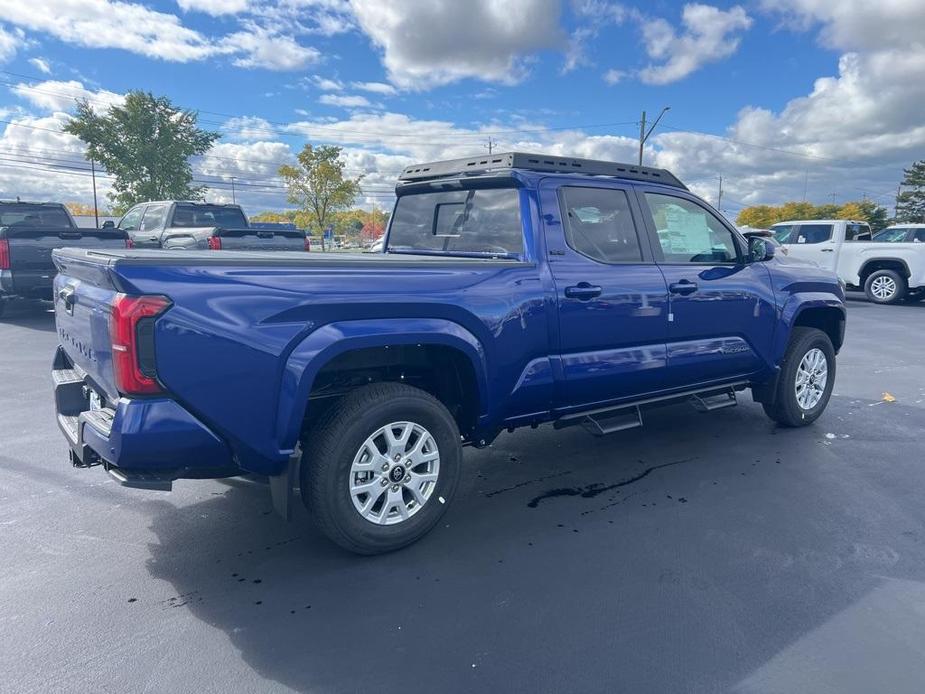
[101,220,115,229]
[747,236,776,262]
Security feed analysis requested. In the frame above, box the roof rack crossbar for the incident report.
[398,151,687,189]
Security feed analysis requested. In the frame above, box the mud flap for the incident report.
[269,447,301,521]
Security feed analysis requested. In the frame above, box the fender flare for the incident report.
[858,257,911,280]
[275,318,489,451]
[774,294,846,364]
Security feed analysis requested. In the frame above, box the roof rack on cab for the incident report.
[398,151,687,190]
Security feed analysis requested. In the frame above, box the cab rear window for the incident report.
[387,189,523,258]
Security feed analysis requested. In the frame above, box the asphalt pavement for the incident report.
[1,296,924,694]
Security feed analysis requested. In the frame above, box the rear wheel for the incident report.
[301,383,462,554]
[864,269,907,304]
[762,327,835,427]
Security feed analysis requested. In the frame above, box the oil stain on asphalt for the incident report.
[525,457,697,508]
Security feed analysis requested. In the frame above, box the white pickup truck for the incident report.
[771,219,925,304]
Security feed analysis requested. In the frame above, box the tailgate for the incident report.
[6,227,127,270]
[52,252,123,402]
[217,227,305,251]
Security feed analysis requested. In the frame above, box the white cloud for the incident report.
[222,23,320,70]
[222,116,274,141]
[349,0,565,89]
[638,4,752,85]
[762,0,925,51]
[0,0,218,62]
[176,0,251,16]
[310,76,344,91]
[351,81,397,96]
[0,24,26,62]
[11,79,125,113]
[28,57,51,74]
[603,69,626,85]
[319,93,372,108]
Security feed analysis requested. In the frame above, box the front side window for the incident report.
[119,206,144,231]
[140,204,167,232]
[772,224,798,243]
[874,228,910,242]
[794,224,833,244]
[644,193,739,263]
[387,188,523,257]
[560,187,643,263]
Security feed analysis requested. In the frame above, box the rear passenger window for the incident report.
[846,223,871,241]
[795,224,833,244]
[119,206,144,231]
[560,187,643,263]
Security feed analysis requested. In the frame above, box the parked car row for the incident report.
[770,219,925,304]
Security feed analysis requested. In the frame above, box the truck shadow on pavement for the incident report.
[138,395,925,693]
[1,300,56,332]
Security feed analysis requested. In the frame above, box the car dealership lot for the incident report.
[1,298,924,694]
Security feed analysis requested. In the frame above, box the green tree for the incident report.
[895,160,925,223]
[64,92,219,214]
[855,200,889,232]
[278,145,362,242]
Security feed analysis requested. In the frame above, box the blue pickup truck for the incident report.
[51,153,845,554]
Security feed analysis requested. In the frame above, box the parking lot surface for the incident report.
[1,297,924,694]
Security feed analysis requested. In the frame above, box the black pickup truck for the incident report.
[0,201,128,316]
[114,200,307,251]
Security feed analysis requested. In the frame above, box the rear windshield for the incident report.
[171,204,247,229]
[387,189,523,258]
[0,204,73,228]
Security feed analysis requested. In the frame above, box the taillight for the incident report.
[125,238,134,249]
[0,239,9,270]
[208,236,222,250]
[110,294,171,395]
[303,236,311,252]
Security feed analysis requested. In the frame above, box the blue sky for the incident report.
[0,0,921,219]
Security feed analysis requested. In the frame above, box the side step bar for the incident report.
[689,388,738,412]
[555,382,746,437]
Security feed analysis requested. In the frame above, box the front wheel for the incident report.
[864,269,907,304]
[302,383,462,554]
[762,327,836,427]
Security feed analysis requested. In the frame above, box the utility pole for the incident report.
[90,158,99,229]
[485,136,495,155]
[717,175,723,211]
[638,106,670,166]
[802,171,808,202]
[230,177,237,204]
[831,192,837,205]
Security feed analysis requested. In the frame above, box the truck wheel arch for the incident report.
[276,318,489,452]
[859,258,911,285]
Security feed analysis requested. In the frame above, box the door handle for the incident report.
[669,280,698,295]
[565,282,602,300]
[820,248,834,252]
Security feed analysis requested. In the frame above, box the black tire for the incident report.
[864,269,907,304]
[762,327,836,427]
[301,383,462,555]
[0,299,5,318]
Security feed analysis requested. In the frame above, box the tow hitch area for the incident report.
[70,447,101,469]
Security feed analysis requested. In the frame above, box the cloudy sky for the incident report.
[0,0,921,218]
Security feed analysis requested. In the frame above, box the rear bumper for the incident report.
[1,268,54,299]
[53,346,239,489]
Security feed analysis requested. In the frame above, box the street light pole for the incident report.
[638,106,670,166]
[90,158,99,229]
[230,177,237,204]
